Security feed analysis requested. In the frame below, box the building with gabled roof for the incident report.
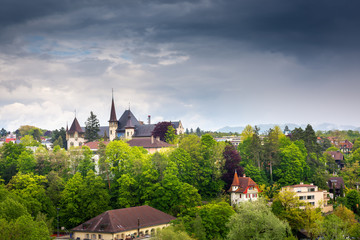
[66,117,85,149]
[228,171,260,206]
[72,205,176,240]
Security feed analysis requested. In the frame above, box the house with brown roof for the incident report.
[281,182,332,213]
[339,140,353,154]
[325,151,345,169]
[72,205,176,240]
[228,171,260,206]
[328,177,345,198]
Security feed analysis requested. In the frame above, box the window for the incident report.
[92,234,96,239]
[98,234,102,239]
[110,130,112,135]
[308,188,315,192]
[307,195,314,200]
[310,202,315,206]
[86,234,89,239]
[70,142,74,146]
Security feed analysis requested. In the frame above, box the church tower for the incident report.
[109,94,118,141]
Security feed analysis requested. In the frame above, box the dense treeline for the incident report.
[1,124,360,239]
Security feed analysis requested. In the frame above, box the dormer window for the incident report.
[232,186,238,191]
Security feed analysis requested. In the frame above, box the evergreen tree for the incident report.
[0,128,7,136]
[196,127,201,136]
[84,111,100,142]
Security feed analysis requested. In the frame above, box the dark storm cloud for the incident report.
[1,0,360,130]
[2,0,360,58]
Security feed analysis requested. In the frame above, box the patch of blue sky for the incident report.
[120,53,132,61]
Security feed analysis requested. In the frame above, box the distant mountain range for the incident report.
[217,123,360,134]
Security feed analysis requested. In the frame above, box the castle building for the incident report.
[108,96,184,141]
[66,94,184,153]
[228,171,260,206]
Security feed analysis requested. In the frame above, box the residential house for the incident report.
[328,177,345,198]
[228,171,260,206]
[325,151,345,169]
[339,140,353,154]
[281,182,332,213]
[72,205,176,240]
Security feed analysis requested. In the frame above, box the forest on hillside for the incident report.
[1,124,360,239]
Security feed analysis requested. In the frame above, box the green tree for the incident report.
[227,200,291,240]
[17,150,37,173]
[345,190,360,214]
[149,162,201,216]
[198,202,235,240]
[0,142,27,183]
[155,226,194,240]
[52,135,63,148]
[272,191,305,231]
[84,111,100,142]
[0,128,7,136]
[240,125,254,141]
[6,173,55,218]
[60,171,110,228]
[51,127,67,149]
[77,146,95,176]
[274,142,307,186]
[165,125,177,144]
[20,135,40,146]
[321,214,347,240]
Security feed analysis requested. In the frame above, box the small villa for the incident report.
[228,171,260,206]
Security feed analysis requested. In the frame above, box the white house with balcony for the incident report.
[281,182,332,213]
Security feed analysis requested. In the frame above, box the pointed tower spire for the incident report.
[231,170,240,186]
[109,92,117,122]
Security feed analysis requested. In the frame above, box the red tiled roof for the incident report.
[231,171,240,186]
[72,205,176,233]
[127,137,173,149]
[84,141,110,150]
[68,117,84,133]
[228,173,258,193]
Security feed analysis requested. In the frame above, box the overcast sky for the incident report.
[1,0,360,132]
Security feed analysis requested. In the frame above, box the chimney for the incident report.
[300,182,304,185]
[151,135,154,144]
[243,174,246,178]
[156,136,160,141]
[310,183,314,185]
[148,115,151,124]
